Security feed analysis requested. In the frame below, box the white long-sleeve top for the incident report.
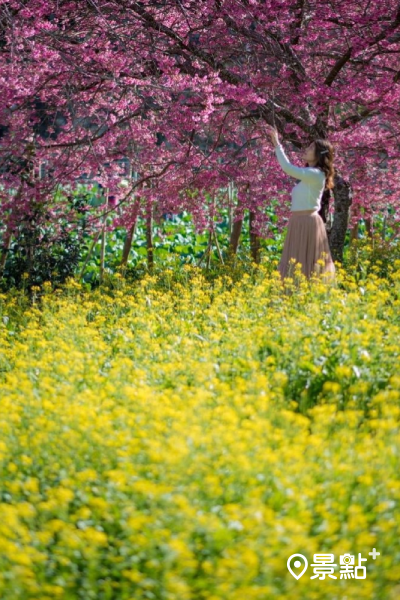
[275,141,326,211]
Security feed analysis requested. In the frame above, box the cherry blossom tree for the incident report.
[0,0,399,265]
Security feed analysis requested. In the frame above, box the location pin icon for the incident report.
[287,554,308,580]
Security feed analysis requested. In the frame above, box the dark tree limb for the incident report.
[249,210,261,264]
[328,175,353,263]
[146,199,153,270]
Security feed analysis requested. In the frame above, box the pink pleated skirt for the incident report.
[278,209,336,281]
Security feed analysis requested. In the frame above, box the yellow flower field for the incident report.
[0,261,399,599]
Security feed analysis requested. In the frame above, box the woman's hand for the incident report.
[264,124,279,147]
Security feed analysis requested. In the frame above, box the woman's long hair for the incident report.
[307,139,335,190]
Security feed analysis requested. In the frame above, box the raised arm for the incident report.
[275,142,324,184]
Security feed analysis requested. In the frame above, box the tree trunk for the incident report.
[227,197,244,261]
[227,181,234,236]
[249,210,261,264]
[206,228,212,269]
[227,186,245,261]
[120,199,141,268]
[146,200,154,270]
[328,174,353,263]
[0,228,12,275]
[227,217,243,260]
[99,189,109,284]
[99,223,106,284]
[0,183,25,276]
[121,222,137,268]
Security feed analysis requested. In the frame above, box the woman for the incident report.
[265,125,336,282]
